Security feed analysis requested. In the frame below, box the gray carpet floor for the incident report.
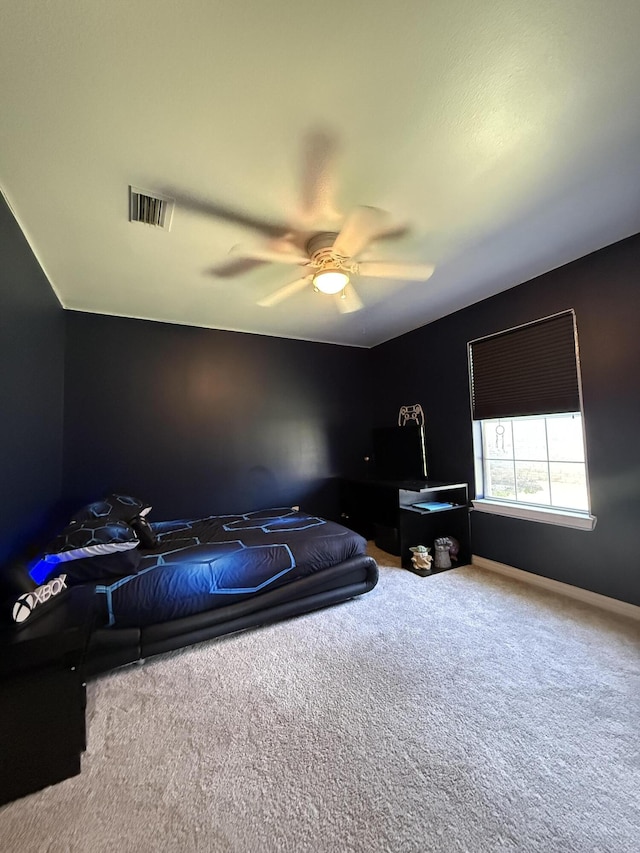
[1,551,639,853]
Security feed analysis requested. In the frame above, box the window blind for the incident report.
[468,311,581,421]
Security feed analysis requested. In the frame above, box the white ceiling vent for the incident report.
[129,186,174,231]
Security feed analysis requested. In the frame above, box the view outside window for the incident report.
[481,413,588,511]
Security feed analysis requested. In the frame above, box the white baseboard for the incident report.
[472,555,640,622]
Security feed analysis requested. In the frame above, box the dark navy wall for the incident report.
[371,233,640,606]
[4,178,639,609]
[63,313,372,522]
[0,194,65,563]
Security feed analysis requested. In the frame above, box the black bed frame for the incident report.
[2,554,378,678]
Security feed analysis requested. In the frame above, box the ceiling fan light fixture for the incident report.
[313,268,349,294]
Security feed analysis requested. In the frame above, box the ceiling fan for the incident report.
[230,204,435,313]
[168,129,434,313]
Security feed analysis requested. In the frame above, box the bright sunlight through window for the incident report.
[480,413,588,512]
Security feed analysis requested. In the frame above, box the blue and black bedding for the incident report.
[97,508,366,627]
[24,497,366,630]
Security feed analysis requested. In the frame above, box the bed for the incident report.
[2,497,379,677]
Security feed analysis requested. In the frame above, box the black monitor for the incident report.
[372,424,427,480]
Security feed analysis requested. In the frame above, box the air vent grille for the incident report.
[129,186,174,230]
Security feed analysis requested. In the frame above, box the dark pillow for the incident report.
[33,547,142,587]
[131,515,158,549]
[71,500,113,523]
[60,549,142,585]
[43,519,140,565]
[106,494,152,522]
[72,494,152,524]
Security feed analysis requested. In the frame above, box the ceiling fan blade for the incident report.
[257,276,312,308]
[375,222,411,243]
[336,283,363,314]
[333,206,391,258]
[229,244,310,266]
[209,257,267,278]
[356,260,435,281]
[299,128,339,224]
[166,190,291,238]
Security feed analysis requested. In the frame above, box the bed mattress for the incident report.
[95,508,366,628]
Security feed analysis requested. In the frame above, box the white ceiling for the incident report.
[2,1,639,348]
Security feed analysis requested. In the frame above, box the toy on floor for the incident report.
[409,545,433,575]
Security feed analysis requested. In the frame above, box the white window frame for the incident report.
[471,417,597,530]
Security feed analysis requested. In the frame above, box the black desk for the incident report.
[341,478,470,570]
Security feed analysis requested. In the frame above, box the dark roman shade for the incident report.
[468,310,581,421]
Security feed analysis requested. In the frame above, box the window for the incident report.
[481,412,588,508]
[468,312,596,530]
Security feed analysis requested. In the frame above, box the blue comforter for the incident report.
[95,508,366,627]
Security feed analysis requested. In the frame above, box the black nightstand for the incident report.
[0,590,92,806]
[341,478,471,569]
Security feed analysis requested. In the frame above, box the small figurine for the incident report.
[434,537,453,569]
[409,544,433,575]
[447,536,460,563]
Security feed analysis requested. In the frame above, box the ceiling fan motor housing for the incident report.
[306,232,352,272]
[254,206,431,310]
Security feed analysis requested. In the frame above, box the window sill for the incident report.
[471,499,597,530]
